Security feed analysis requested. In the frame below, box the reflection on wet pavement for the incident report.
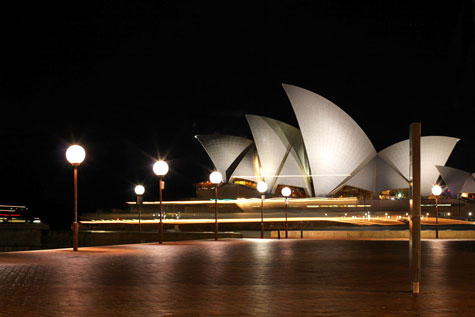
[1,239,475,316]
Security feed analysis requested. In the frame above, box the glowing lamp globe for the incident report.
[153,160,169,176]
[257,181,268,194]
[432,185,442,196]
[209,171,223,184]
[66,145,86,165]
[134,185,145,196]
[281,187,291,197]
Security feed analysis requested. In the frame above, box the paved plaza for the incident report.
[1,239,475,316]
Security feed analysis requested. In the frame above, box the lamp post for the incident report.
[210,171,223,241]
[432,185,442,239]
[134,185,145,233]
[153,160,169,244]
[257,181,268,239]
[281,187,291,239]
[65,145,86,251]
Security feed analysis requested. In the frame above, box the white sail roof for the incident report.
[229,146,261,183]
[379,136,460,196]
[195,135,253,182]
[436,166,475,196]
[436,165,470,196]
[246,114,311,195]
[344,156,409,195]
[282,84,376,196]
[461,176,475,193]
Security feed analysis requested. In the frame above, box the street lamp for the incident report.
[281,186,291,239]
[210,171,223,241]
[153,160,169,244]
[65,144,86,251]
[432,184,442,239]
[134,185,145,233]
[257,181,268,239]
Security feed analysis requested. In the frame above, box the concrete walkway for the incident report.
[1,239,475,316]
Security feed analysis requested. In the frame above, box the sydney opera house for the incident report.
[195,84,473,201]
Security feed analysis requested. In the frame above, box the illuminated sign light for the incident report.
[307,204,371,208]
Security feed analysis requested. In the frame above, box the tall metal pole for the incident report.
[285,197,289,239]
[260,194,264,239]
[159,176,163,244]
[409,122,422,294]
[137,195,142,233]
[435,195,439,239]
[73,165,79,251]
[214,186,218,241]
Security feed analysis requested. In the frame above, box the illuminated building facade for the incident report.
[196,84,461,199]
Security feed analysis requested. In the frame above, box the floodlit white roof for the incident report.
[374,156,410,192]
[461,176,475,193]
[195,85,464,199]
[344,156,408,195]
[230,146,261,183]
[379,136,460,196]
[282,84,376,195]
[195,135,253,182]
[436,166,475,195]
[246,114,312,195]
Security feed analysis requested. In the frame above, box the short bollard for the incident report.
[278,228,281,239]
[301,227,303,239]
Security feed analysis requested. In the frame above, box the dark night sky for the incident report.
[1,1,474,227]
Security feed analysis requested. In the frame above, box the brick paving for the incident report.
[1,239,475,316]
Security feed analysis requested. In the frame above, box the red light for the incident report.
[116,217,120,221]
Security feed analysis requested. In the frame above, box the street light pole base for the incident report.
[159,222,163,245]
[412,282,420,294]
[72,222,79,251]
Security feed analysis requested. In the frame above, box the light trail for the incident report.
[230,174,351,178]
[125,196,362,205]
[80,216,472,226]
